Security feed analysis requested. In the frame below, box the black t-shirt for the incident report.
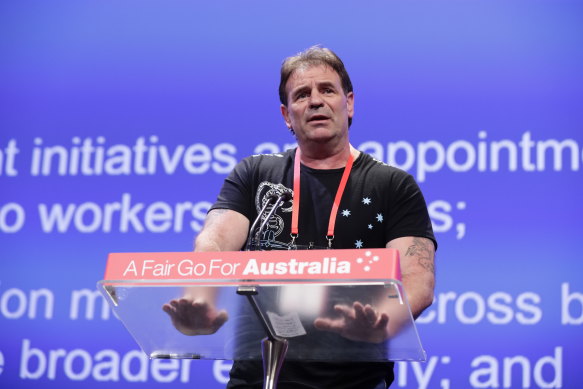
[212,148,436,251]
[211,148,436,389]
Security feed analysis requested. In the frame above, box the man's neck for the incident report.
[299,142,360,169]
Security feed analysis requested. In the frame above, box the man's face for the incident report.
[281,65,354,145]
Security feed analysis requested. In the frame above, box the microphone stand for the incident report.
[245,195,277,252]
[239,191,291,389]
[254,194,289,251]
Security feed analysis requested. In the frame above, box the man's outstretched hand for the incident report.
[162,298,228,336]
[314,302,389,344]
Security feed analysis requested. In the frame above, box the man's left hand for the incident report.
[314,301,389,343]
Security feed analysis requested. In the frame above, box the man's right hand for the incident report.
[162,298,228,336]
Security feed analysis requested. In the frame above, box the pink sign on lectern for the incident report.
[104,248,401,285]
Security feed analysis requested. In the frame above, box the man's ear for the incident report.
[346,91,354,120]
[280,104,291,129]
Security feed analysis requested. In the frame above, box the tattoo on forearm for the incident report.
[405,237,435,273]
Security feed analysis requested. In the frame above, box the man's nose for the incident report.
[309,90,324,108]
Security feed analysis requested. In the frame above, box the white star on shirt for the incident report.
[355,240,363,248]
[376,213,384,223]
[368,224,373,230]
[362,197,371,205]
[341,209,351,217]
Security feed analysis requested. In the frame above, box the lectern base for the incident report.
[262,337,288,389]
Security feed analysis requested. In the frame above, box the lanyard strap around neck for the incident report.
[291,147,355,247]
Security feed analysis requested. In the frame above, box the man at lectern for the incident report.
[164,46,436,389]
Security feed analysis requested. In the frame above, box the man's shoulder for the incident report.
[357,152,413,180]
[243,148,294,164]
[233,148,295,178]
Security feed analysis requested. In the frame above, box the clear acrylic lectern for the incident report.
[98,249,426,388]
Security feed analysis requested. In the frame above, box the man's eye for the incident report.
[296,92,308,100]
[323,88,334,94]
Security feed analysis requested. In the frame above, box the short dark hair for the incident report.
[279,46,354,126]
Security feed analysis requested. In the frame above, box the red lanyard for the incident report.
[290,147,355,248]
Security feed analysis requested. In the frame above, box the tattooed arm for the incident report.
[314,236,435,342]
[387,236,435,319]
[194,209,250,252]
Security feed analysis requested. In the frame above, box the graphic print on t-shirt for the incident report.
[254,181,293,249]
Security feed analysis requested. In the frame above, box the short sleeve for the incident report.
[210,157,255,222]
[385,171,437,250]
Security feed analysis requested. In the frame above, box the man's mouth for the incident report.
[308,115,330,122]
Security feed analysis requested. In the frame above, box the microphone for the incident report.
[245,190,293,251]
[279,190,293,202]
[254,191,292,251]
[245,193,278,251]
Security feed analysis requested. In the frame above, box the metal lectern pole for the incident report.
[237,286,288,389]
